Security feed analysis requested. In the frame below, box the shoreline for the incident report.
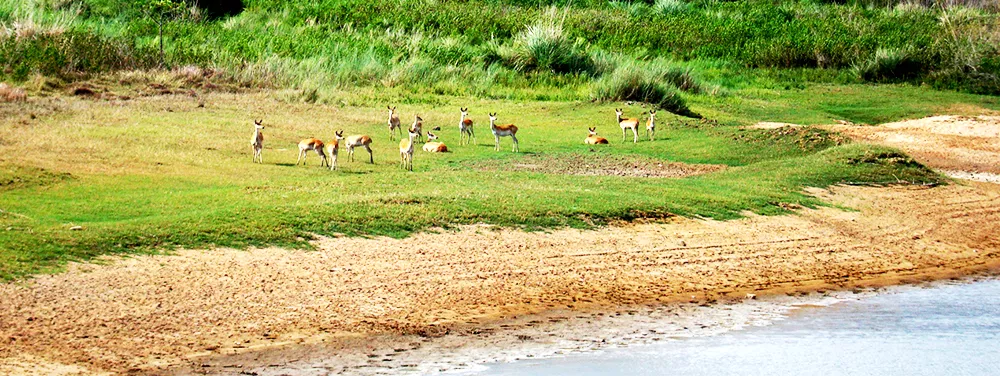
[174,265,1000,376]
[2,182,999,374]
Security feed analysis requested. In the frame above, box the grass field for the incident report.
[1,82,996,280]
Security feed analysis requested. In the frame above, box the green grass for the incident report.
[1,82,997,280]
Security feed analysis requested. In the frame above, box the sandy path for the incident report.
[827,115,1000,174]
[2,181,999,374]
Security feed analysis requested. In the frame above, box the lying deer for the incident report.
[423,131,449,152]
[584,127,609,144]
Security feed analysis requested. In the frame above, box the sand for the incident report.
[3,115,1000,374]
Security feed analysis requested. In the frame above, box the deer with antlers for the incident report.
[251,119,264,163]
[459,107,475,145]
[487,112,519,152]
[323,130,345,171]
[387,106,402,141]
[584,127,609,144]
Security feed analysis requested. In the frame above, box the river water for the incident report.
[479,279,1000,376]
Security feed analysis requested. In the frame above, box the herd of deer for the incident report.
[249,107,657,171]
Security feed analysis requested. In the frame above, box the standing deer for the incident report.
[345,134,374,164]
[387,106,402,141]
[423,131,449,153]
[411,115,424,142]
[459,107,475,145]
[616,108,639,143]
[323,130,345,171]
[487,112,519,152]
[399,127,418,171]
[251,119,264,163]
[296,138,327,166]
[584,127,609,144]
[646,110,657,141]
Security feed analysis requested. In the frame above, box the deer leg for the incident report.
[365,145,373,164]
[511,134,519,152]
[632,127,638,143]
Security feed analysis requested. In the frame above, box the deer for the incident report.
[387,106,402,141]
[487,112,519,152]
[646,110,657,141]
[423,131,449,153]
[296,137,327,166]
[616,108,639,143]
[251,119,264,163]
[399,127,418,171]
[411,115,424,142]
[323,130,345,171]
[459,107,475,145]
[345,134,374,164]
[584,127,609,144]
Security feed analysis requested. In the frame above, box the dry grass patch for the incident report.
[0,83,26,102]
[470,153,725,178]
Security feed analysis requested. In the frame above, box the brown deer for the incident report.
[584,127,609,144]
[616,108,639,143]
[323,130,345,171]
[345,134,374,164]
[423,131,449,153]
[646,110,657,141]
[459,107,475,145]
[399,127,418,171]
[296,138,327,166]
[387,106,402,141]
[487,112,519,152]
[251,119,264,163]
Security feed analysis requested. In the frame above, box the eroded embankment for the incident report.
[1,182,999,374]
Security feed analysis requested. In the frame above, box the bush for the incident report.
[0,31,155,80]
[653,0,690,14]
[852,48,926,83]
[497,8,594,74]
[592,62,699,118]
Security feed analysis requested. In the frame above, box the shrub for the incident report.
[592,63,699,118]
[852,48,926,82]
[653,0,690,15]
[498,8,593,74]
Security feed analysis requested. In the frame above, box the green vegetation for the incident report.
[1,0,999,279]
[2,0,1000,101]
[1,82,997,280]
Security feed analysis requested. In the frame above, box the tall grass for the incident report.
[1,0,998,96]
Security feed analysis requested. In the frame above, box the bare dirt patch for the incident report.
[828,115,1000,175]
[2,183,999,374]
[469,153,726,178]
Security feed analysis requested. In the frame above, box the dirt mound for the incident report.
[2,183,999,374]
[470,153,725,178]
[828,115,1000,175]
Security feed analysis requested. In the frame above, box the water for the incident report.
[480,279,1000,376]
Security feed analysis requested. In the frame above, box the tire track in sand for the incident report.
[2,182,1000,374]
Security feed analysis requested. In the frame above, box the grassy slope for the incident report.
[1,83,996,280]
